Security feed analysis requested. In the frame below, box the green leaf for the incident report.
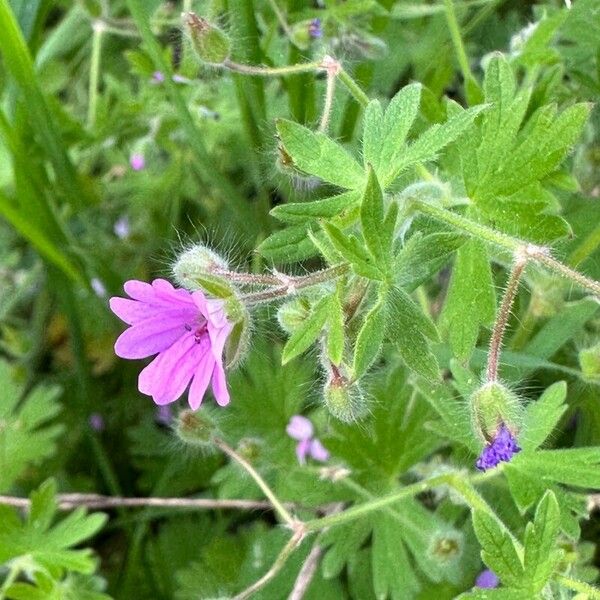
[441,238,496,361]
[352,295,386,379]
[384,103,488,185]
[0,479,106,576]
[372,514,421,598]
[472,511,524,588]
[276,119,365,189]
[520,382,568,452]
[321,222,382,280]
[0,360,64,492]
[394,231,465,292]
[523,491,561,593]
[363,83,422,178]
[321,519,372,579]
[257,223,319,263]
[282,296,330,364]
[270,190,360,223]
[386,286,440,381]
[360,166,387,265]
[326,289,345,366]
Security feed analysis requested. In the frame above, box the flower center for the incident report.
[184,321,208,343]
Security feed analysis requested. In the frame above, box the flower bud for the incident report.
[427,529,463,566]
[172,244,234,297]
[182,12,230,65]
[176,409,218,449]
[323,370,368,423]
[469,381,523,442]
[290,18,323,49]
[579,342,600,383]
[237,437,263,462]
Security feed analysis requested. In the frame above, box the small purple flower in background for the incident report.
[89,413,105,432]
[308,18,323,38]
[114,216,130,239]
[109,279,234,409]
[286,415,330,465]
[475,569,499,589]
[129,153,145,171]
[476,424,521,471]
[172,74,190,84]
[91,278,107,298]
[155,404,173,426]
[151,71,165,84]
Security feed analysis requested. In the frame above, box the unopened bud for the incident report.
[323,370,368,423]
[427,530,463,566]
[237,438,262,462]
[176,409,217,448]
[172,244,234,297]
[470,381,523,443]
[183,12,230,65]
[579,342,600,382]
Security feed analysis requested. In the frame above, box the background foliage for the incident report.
[1,0,600,598]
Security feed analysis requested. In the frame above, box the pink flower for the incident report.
[109,279,233,409]
[129,153,145,171]
[286,415,330,465]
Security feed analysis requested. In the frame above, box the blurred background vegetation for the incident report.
[0,0,599,598]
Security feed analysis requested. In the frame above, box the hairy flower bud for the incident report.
[323,370,368,423]
[176,409,218,449]
[183,12,230,65]
[579,342,600,383]
[427,529,464,566]
[172,244,234,297]
[470,382,523,471]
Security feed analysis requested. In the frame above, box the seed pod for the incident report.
[183,12,230,65]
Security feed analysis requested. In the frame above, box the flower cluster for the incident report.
[286,415,329,465]
[110,279,233,409]
[476,424,521,471]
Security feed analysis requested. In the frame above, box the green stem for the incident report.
[266,0,294,41]
[304,474,450,531]
[222,58,321,76]
[443,0,473,84]
[87,21,104,128]
[0,562,20,600]
[215,438,296,527]
[568,222,600,267]
[412,200,600,298]
[555,574,600,599]
[338,67,370,108]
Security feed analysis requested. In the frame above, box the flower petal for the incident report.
[114,316,190,359]
[295,439,311,465]
[309,438,330,462]
[138,334,209,404]
[110,297,197,326]
[187,351,216,410]
[210,361,229,406]
[286,415,314,441]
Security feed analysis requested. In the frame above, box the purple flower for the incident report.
[114,216,130,239]
[308,18,322,38]
[151,71,165,84]
[476,424,521,471]
[109,279,234,409]
[475,569,499,588]
[89,413,105,432]
[286,415,329,465]
[129,153,145,171]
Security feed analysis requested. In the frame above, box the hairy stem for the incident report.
[412,200,600,298]
[443,0,474,85]
[222,58,321,76]
[215,438,296,527]
[241,263,350,305]
[232,529,305,600]
[486,258,527,382]
[319,66,338,132]
[338,67,370,107]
